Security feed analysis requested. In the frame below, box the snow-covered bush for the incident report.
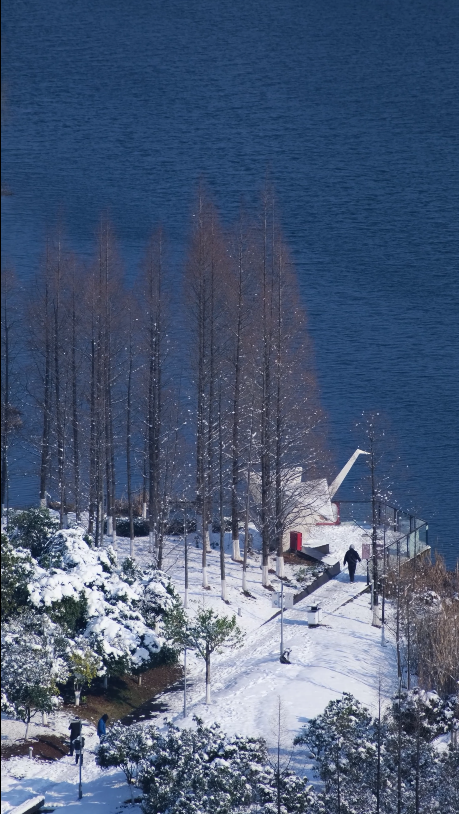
[97,717,317,813]
[293,565,325,588]
[1,533,33,621]
[114,517,150,538]
[97,722,156,801]
[1,612,69,738]
[433,747,459,813]
[295,692,376,813]
[8,507,59,564]
[295,691,459,814]
[26,526,179,675]
[392,688,458,740]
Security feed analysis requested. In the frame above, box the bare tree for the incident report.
[185,190,227,587]
[141,228,167,560]
[125,303,136,556]
[1,268,22,518]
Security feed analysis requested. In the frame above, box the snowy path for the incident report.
[1,724,142,814]
[155,554,396,756]
[1,525,394,812]
[306,556,369,617]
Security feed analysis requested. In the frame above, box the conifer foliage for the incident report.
[97,716,317,813]
[295,691,459,814]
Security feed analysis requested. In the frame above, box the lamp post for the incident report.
[184,505,189,609]
[183,646,187,719]
[280,579,284,661]
[72,735,85,799]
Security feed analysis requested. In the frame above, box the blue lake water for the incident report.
[2,0,458,565]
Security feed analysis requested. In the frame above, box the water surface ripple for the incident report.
[2,0,458,565]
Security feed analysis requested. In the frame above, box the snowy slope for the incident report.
[1,523,397,813]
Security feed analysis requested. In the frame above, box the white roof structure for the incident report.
[249,449,370,549]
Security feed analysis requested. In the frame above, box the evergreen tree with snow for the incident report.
[295,692,377,814]
[1,612,69,738]
[1,533,33,620]
[97,716,317,813]
[97,721,156,802]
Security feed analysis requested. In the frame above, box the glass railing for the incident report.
[338,500,429,566]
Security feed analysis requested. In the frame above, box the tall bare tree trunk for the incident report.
[39,260,51,510]
[275,244,284,578]
[231,229,243,562]
[260,199,272,587]
[126,313,134,558]
[146,230,163,560]
[218,385,227,600]
[1,299,9,513]
[53,240,67,529]
[242,399,255,593]
[71,273,81,521]
[88,322,97,539]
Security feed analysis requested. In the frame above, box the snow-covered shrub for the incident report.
[1,533,33,621]
[114,517,150,538]
[97,722,156,801]
[97,717,317,813]
[392,688,459,740]
[381,705,448,814]
[295,691,459,814]
[138,717,315,814]
[26,526,178,675]
[46,591,89,634]
[434,746,459,813]
[295,692,376,813]
[8,507,59,564]
[294,565,325,587]
[1,612,69,738]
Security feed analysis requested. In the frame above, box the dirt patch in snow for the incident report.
[1,733,69,761]
[63,663,183,726]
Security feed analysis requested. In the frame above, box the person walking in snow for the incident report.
[343,544,361,583]
[68,717,82,756]
[97,713,109,742]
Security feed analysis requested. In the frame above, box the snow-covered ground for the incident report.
[1,522,398,813]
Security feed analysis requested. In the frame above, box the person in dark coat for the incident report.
[97,713,109,741]
[343,544,361,583]
[68,718,82,756]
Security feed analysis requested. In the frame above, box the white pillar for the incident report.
[262,564,269,587]
[276,555,285,578]
[232,536,241,561]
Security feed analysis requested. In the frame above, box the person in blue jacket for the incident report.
[97,713,109,741]
[343,544,361,583]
